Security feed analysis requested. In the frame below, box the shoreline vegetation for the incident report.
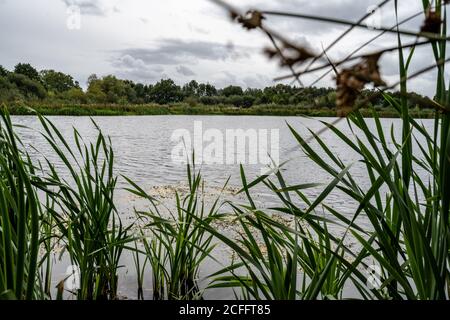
[0,61,439,119]
[6,103,437,118]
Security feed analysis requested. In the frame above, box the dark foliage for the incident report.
[0,63,431,110]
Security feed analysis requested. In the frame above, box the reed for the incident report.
[203,0,449,300]
[126,164,223,300]
[0,108,47,299]
[37,115,132,300]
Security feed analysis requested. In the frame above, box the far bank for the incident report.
[5,103,437,118]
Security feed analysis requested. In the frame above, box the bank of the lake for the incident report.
[6,103,436,118]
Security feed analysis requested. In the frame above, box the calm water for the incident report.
[14,115,434,217]
[12,115,435,299]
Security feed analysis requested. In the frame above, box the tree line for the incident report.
[0,63,432,109]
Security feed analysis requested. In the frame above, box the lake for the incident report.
[12,115,435,299]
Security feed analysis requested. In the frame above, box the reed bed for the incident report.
[37,115,133,300]
[127,165,224,300]
[203,0,449,300]
[0,0,448,300]
[0,111,43,299]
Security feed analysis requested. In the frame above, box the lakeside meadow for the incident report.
[0,0,449,302]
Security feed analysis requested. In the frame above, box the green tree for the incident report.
[40,69,79,93]
[86,75,106,103]
[131,83,146,103]
[63,87,87,103]
[221,85,243,97]
[198,83,217,97]
[8,73,47,100]
[87,74,99,87]
[150,79,182,104]
[86,75,136,104]
[14,63,40,82]
[0,65,9,77]
[182,80,200,97]
[0,76,23,102]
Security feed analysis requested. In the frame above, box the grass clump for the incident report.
[0,109,44,299]
[38,115,132,300]
[127,164,223,300]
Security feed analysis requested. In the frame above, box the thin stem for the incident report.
[276,10,426,83]
[262,10,447,41]
[295,0,393,75]
[278,57,450,161]
[275,39,432,81]
[264,30,305,87]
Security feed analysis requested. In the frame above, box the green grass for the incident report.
[37,115,133,300]
[190,0,449,301]
[0,108,47,299]
[126,164,224,300]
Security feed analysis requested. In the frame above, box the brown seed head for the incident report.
[357,53,386,87]
[264,41,315,67]
[237,10,265,30]
[421,9,442,34]
[335,53,386,115]
[229,10,239,21]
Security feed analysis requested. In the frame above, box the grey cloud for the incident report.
[112,54,164,83]
[212,71,237,89]
[380,47,436,78]
[176,65,196,77]
[242,74,272,88]
[226,0,424,38]
[213,71,273,89]
[116,39,238,66]
[61,0,107,16]
[217,0,376,36]
[255,0,381,21]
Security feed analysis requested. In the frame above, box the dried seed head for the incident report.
[264,47,278,59]
[357,53,386,87]
[421,9,442,34]
[335,53,386,115]
[336,70,365,116]
[264,41,315,67]
[237,10,265,30]
[229,10,239,21]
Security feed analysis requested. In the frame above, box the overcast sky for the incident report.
[0,0,447,96]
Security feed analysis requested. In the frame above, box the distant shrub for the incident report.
[184,96,198,107]
[199,96,223,105]
[8,73,47,100]
[227,95,255,108]
[63,88,87,104]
